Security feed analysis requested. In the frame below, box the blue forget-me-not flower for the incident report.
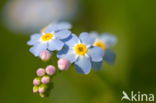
[27,22,72,56]
[57,32,104,74]
[90,32,117,70]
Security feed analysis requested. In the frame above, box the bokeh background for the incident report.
[0,0,156,103]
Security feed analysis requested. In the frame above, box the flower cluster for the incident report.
[27,22,117,98]
[33,66,56,98]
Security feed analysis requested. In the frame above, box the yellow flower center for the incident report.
[94,41,106,50]
[41,33,54,42]
[74,43,88,56]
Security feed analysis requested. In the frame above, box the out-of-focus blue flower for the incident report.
[27,22,72,56]
[57,33,104,74]
[3,0,78,33]
[90,32,117,70]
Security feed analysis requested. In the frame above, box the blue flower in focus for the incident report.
[27,22,72,56]
[90,32,117,70]
[57,33,104,74]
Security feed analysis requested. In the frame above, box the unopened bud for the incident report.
[41,75,50,84]
[39,93,45,98]
[45,65,56,75]
[36,68,45,76]
[58,58,71,71]
[33,86,39,93]
[39,84,47,93]
[33,77,41,86]
[40,50,51,61]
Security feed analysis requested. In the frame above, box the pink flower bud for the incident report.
[36,68,45,76]
[58,58,71,71]
[39,87,45,93]
[39,84,47,93]
[45,65,56,75]
[33,77,40,86]
[41,76,50,84]
[33,86,39,93]
[40,50,51,61]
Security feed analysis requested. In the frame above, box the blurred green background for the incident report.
[0,0,156,103]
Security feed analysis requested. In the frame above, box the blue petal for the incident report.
[45,22,72,33]
[88,47,104,62]
[27,33,41,45]
[54,22,72,30]
[29,43,47,56]
[75,57,91,74]
[90,32,99,39]
[103,49,116,64]
[48,39,64,51]
[57,45,69,57]
[57,46,77,63]
[44,25,55,33]
[92,61,103,70]
[55,30,71,39]
[79,32,95,46]
[64,34,80,47]
[101,34,117,46]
